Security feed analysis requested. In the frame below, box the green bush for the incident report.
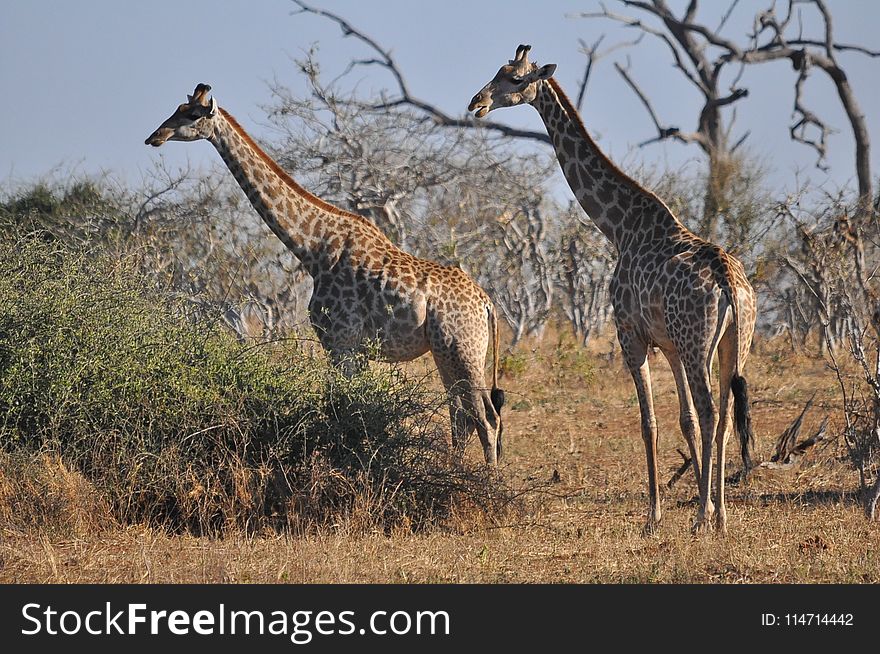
[499,351,530,378]
[0,181,123,245]
[550,341,596,387]
[0,234,508,534]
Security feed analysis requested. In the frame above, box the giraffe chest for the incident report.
[610,257,665,322]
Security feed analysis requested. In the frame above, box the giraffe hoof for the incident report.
[642,517,661,537]
[691,518,714,535]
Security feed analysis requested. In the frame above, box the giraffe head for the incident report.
[145,83,218,147]
[468,44,556,118]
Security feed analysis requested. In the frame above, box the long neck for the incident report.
[209,108,367,270]
[531,79,683,252]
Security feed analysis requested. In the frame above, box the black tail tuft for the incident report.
[731,374,755,476]
[491,387,505,414]
[491,387,505,460]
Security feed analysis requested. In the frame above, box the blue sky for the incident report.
[2,0,878,201]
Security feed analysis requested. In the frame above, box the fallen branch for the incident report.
[666,448,692,489]
[760,415,829,470]
[772,393,816,463]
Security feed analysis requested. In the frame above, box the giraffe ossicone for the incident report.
[471,46,758,532]
[146,83,505,465]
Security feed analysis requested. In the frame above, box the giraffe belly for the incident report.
[372,297,431,362]
[378,328,431,362]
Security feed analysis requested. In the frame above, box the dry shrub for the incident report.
[0,452,115,536]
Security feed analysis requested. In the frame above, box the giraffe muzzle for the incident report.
[144,128,172,147]
[468,93,491,118]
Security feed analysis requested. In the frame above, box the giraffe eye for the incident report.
[510,76,524,84]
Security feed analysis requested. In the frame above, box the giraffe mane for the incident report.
[218,108,385,234]
[546,78,677,218]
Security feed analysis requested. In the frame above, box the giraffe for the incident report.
[469,46,757,533]
[145,84,505,464]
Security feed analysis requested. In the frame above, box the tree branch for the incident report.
[291,0,550,144]
[575,33,645,113]
[790,65,833,172]
[574,5,708,93]
[613,60,707,150]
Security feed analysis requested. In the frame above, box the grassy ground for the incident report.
[2,330,876,584]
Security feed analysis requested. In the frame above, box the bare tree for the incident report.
[576,1,878,241]
[557,205,616,345]
[290,0,550,144]
[758,182,878,356]
[730,0,878,217]
[576,1,753,241]
[488,201,556,345]
[127,161,314,335]
[828,293,880,519]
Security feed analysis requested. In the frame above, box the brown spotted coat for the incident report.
[146,84,504,464]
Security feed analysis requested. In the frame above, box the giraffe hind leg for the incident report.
[619,329,662,534]
[682,355,718,534]
[449,394,469,454]
[661,348,702,486]
[433,358,474,456]
[470,388,499,466]
[486,388,504,460]
[433,356,498,466]
[713,328,737,533]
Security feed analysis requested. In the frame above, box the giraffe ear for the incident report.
[189,96,217,119]
[524,63,557,84]
[535,63,556,80]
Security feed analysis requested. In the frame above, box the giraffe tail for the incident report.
[713,249,755,477]
[731,374,755,477]
[488,303,505,459]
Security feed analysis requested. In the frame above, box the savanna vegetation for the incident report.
[2,0,880,583]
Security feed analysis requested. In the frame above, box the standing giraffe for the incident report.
[469,46,756,532]
[145,84,505,464]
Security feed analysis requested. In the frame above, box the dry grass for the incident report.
[2,332,878,584]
